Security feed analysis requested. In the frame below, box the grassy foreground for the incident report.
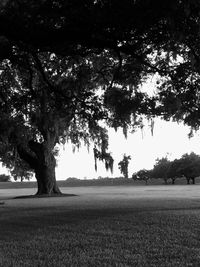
[1,185,200,266]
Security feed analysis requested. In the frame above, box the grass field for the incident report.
[1,184,200,266]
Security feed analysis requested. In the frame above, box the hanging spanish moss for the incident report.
[93,146,114,173]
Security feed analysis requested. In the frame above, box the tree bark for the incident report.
[17,141,62,196]
[35,165,61,195]
[192,178,195,185]
[34,146,62,195]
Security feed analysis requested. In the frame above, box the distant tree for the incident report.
[167,159,183,185]
[0,146,33,182]
[0,174,11,182]
[10,167,33,182]
[151,157,171,184]
[132,169,152,185]
[118,154,131,179]
[177,153,200,184]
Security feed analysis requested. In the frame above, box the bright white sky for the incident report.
[55,119,200,180]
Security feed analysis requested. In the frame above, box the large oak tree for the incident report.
[0,52,116,194]
[0,1,200,194]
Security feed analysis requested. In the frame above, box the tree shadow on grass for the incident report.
[14,193,77,199]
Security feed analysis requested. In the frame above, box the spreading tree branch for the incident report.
[17,144,38,169]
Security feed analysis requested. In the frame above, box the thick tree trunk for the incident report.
[192,178,195,185]
[17,141,62,196]
[34,148,62,195]
[35,166,61,195]
[27,132,62,195]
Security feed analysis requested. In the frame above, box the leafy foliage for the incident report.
[2,1,200,126]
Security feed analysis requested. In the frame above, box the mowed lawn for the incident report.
[1,185,200,266]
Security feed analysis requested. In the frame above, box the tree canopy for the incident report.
[0,1,200,129]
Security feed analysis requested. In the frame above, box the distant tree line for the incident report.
[2,151,199,185]
[133,153,200,185]
[0,174,11,182]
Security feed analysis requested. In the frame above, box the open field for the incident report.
[1,176,200,190]
[1,185,200,266]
